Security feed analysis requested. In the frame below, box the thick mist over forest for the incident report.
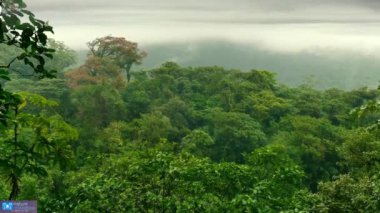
[76,40,380,90]
[26,0,380,90]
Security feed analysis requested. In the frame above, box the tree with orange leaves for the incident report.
[87,36,147,82]
[65,56,126,89]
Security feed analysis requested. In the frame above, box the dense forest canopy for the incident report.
[2,0,380,212]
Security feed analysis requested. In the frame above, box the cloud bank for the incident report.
[24,0,380,54]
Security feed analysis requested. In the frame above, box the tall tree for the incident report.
[87,36,147,82]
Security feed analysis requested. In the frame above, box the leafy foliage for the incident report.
[1,5,380,210]
[87,36,147,82]
[0,92,77,199]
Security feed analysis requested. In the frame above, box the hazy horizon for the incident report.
[25,0,380,55]
[23,0,380,90]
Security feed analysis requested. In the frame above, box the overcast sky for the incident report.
[24,0,380,54]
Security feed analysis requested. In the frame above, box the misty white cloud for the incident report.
[24,0,380,54]
[24,0,380,12]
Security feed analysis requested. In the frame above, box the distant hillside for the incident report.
[75,40,380,90]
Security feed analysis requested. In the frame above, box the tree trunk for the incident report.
[8,173,20,200]
[125,63,132,82]
[8,107,20,200]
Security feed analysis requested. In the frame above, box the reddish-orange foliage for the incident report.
[65,56,126,89]
[88,36,147,67]
[87,36,147,82]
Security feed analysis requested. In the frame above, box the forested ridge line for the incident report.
[1,1,380,212]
